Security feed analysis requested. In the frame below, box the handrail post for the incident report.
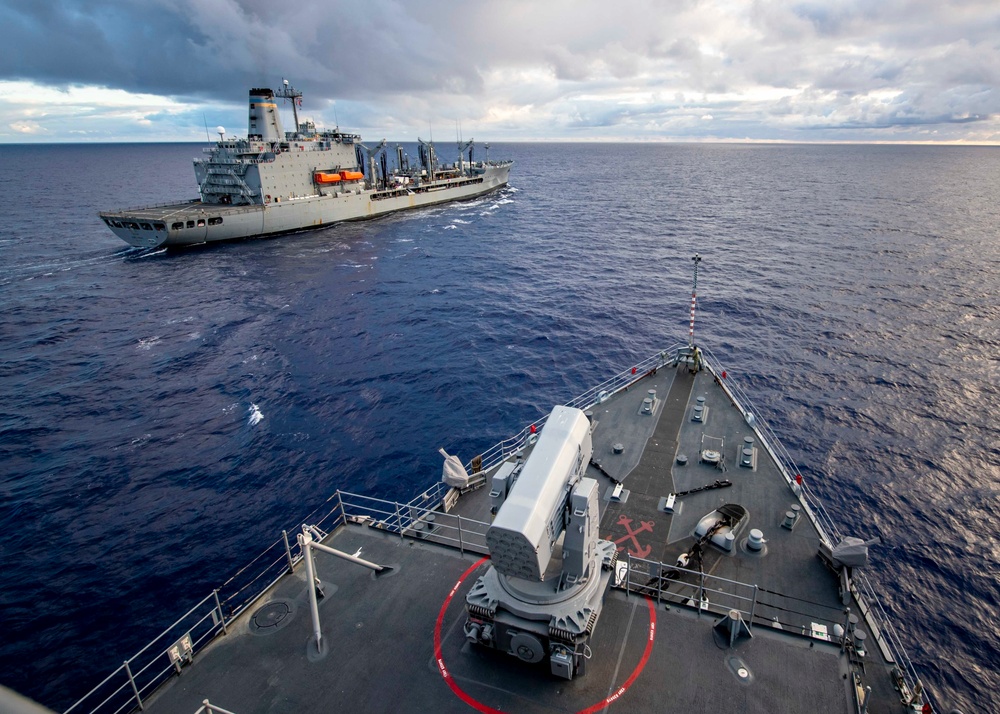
[656,561,663,605]
[282,530,295,573]
[748,585,758,633]
[394,502,405,541]
[336,490,347,525]
[626,553,631,599]
[457,515,465,555]
[213,589,228,635]
[698,571,705,619]
[123,659,143,711]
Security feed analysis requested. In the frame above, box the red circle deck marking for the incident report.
[433,558,657,714]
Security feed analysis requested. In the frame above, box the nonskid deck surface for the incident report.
[141,526,850,714]
[100,201,260,220]
[140,365,901,713]
[594,368,840,628]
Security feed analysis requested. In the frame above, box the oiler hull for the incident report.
[99,165,510,248]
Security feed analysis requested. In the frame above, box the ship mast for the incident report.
[275,78,302,134]
[689,253,702,348]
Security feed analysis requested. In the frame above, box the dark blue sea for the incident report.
[1,142,997,713]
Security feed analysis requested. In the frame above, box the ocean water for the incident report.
[1,142,998,713]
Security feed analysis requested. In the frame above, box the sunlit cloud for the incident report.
[0,0,998,143]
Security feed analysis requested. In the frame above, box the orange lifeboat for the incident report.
[314,172,342,184]
[339,170,365,181]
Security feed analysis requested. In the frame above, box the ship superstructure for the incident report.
[99,81,512,247]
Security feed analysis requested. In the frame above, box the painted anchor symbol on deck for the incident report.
[611,515,654,558]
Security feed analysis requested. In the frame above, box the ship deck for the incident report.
[99,200,264,222]
[137,364,907,714]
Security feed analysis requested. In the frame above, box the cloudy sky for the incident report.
[1,0,998,143]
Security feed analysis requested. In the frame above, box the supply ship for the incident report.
[9,257,960,714]
[99,81,512,248]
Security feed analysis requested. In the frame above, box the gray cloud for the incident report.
[1,0,998,142]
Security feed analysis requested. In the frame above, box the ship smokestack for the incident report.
[247,88,284,142]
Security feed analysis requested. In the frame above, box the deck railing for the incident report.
[620,552,852,637]
[61,486,490,714]
[63,591,228,714]
[63,342,929,714]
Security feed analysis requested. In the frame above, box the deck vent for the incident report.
[740,437,756,468]
[781,504,802,530]
[612,443,625,454]
[641,389,657,415]
[854,629,868,657]
[693,396,707,422]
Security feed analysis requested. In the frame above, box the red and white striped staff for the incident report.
[689,253,702,347]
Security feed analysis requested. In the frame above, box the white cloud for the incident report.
[0,81,239,141]
[9,120,43,134]
[0,0,998,143]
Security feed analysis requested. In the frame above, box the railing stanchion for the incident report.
[124,659,143,711]
[336,490,347,525]
[213,589,228,634]
[749,585,758,633]
[395,502,405,541]
[699,571,705,619]
[626,553,631,599]
[282,530,295,574]
[458,515,465,555]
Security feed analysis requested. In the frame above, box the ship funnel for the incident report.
[247,88,284,142]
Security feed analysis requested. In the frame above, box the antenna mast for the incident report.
[689,253,702,347]
[275,78,303,133]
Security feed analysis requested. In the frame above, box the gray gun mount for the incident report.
[464,406,617,680]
